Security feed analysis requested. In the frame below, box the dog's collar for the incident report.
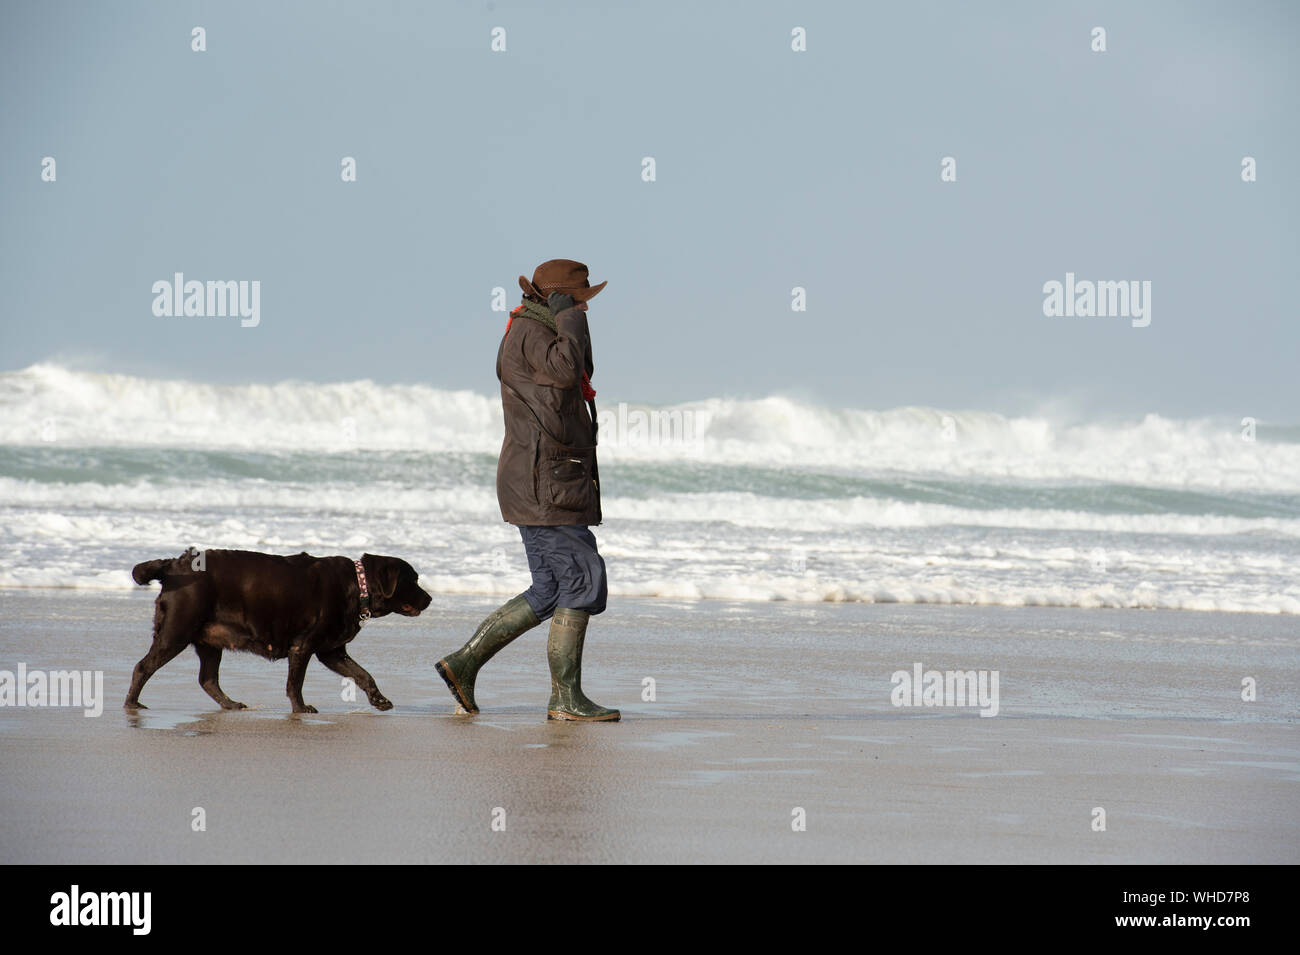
[354,558,371,626]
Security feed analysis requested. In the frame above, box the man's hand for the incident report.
[551,291,591,364]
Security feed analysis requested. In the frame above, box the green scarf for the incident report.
[517,299,556,332]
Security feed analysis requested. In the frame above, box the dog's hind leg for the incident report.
[125,645,188,709]
[124,597,192,709]
[194,644,246,710]
[317,647,393,711]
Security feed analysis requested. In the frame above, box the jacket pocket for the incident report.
[541,449,594,511]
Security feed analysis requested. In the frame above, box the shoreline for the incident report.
[0,581,1296,616]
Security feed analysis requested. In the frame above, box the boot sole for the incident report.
[547,709,621,722]
[435,660,478,715]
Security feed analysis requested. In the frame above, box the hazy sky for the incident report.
[2,0,1296,421]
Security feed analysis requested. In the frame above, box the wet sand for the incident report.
[0,589,1296,864]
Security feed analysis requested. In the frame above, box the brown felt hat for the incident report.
[518,259,608,303]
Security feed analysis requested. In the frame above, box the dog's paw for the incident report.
[221,700,247,710]
[123,700,148,710]
[371,696,393,711]
[293,704,319,714]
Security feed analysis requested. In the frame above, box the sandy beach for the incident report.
[0,588,1295,864]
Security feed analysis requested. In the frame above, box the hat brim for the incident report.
[569,280,607,302]
[518,276,607,303]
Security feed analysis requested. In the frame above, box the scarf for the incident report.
[505,300,596,400]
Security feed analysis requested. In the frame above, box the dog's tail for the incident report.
[131,558,172,585]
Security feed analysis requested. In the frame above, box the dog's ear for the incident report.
[363,554,400,599]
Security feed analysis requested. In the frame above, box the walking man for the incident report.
[436,259,620,722]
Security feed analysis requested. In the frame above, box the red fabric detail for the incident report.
[504,304,525,337]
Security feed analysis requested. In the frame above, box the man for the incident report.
[436,259,620,722]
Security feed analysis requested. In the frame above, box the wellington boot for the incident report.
[545,608,620,722]
[436,594,540,714]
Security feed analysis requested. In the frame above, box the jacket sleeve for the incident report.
[521,307,590,388]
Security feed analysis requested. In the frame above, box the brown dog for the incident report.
[125,549,431,713]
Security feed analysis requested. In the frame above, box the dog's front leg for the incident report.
[286,645,317,713]
[316,647,392,710]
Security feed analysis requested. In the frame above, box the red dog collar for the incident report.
[354,558,371,625]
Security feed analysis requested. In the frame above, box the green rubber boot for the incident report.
[546,608,620,722]
[436,594,540,714]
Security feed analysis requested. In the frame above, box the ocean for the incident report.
[1,362,1297,614]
